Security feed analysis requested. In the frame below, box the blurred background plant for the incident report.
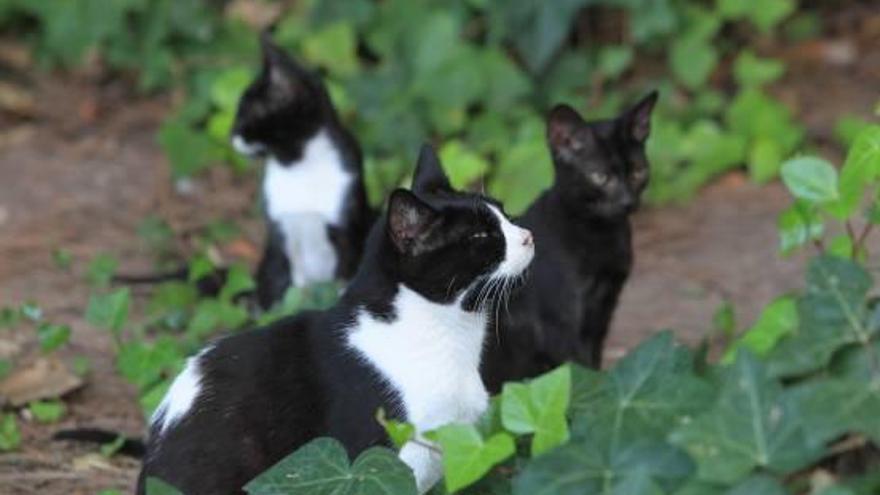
[0,0,855,211]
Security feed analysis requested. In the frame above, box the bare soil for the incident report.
[0,25,878,493]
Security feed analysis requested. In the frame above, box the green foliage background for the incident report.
[0,0,815,211]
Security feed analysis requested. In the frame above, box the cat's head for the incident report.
[546,91,658,219]
[230,33,332,163]
[384,145,534,309]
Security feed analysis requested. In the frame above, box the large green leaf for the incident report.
[725,475,788,495]
[669,353,821,484]
[245,438,417,495]
[573,332,714,447]
[501,365,570,455]
[780,157,840,204]
[789,378,880,446]
[767,256,874,378]
[827,125,880,219]
[426,424,515,493]
[513,432,694,495]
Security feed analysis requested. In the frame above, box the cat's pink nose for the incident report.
[522,230,533,246]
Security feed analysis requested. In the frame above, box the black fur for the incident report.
[482,92,658,393]
[137,145,520,495]
[233,33,375,309]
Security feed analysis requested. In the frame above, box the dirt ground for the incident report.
[0,22,878,494]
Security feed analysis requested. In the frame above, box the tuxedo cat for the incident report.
[481,92,657,393]
[231,33,375,309]
[137,145,535,495]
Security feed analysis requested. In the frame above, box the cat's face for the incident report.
[230,34,328,163]
[546,92,658,219]
[386,145,534,307]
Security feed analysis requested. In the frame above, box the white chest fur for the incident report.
[347,286,490,493]
[263,130,354,286]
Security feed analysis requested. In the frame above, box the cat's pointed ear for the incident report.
[622,90,658,143]
[259,32,299,100]
[547,104,588,158]
[387,189,440,255]
[412,143,451,194]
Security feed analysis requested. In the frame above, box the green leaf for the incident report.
[0,414,21,451]
[86,288,131,335]
[145,477,184,495]
[712,301,736,339]
[438,141,490,190]
[749,138,783,183]
[669,352,821,484]
[767,256,874,378]
[158,119,223,179]
[86,254,118,288]
[37,323,71,353]
[513,433,694,495]
[302,21,358,77]
[500,0,592,74]
[53,247,73,270]
[117,337,184,390]
[569,364,604,419]
[480,48,531,110]
[29,400,66,423]
[833,115,873,148]
[573,332,714,447]
[219,264,256,302]
[376,409,414,449]
[725,474,788,495]
[488,121,553,215]
[726,89,803,156]
[827,125,880,220]
[244,437,417,495]
[210,67,252,111]
[723,296,797,363]
[427,424,515,493]
[780,156,840,204]
[670,35,718,90]
[187,299,249,339]
[750,0,795,32]
[20,301,42,322]
[597,45,634,79]
[501,365,570,455]
[790,378,880,446]
[100,435,126,457]
[777,200,824,256]
[733,51,785,88]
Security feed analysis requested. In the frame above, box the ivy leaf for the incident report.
[438,141,490,190]
[573,332,715,447]
[145,477,184,495]
[244,438,417,495]
[488,121,553,215]
[302,21,358,77]
[0,414,21,451]
[748,137,783,183]
[210,67,252,112]
[29,400,66,423]
[670,35,717,90]
[777,200,824,256]
[500,0,592,74]
[723,296,797,363]
[767,256,874,378]
[513,432,694,495]
[117,336,184,390]
[86,288,131,335]
[669,352,821,484]
[780,156,840,204]
[569,364,604,419]
[733,51,785,89]
[789,378,880,446]
[726,475,788,495]
[827,125,880,220]
[597,45,633,79]
[426,424,515,493]
[501,365,570,455]
[219,265,256,302]
[86,254,118,288]
[375,409,414,449]
[37,323,71,353]
[158,119,223,179]
[187,299,249,339]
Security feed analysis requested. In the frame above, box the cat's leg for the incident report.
[399,439,443,494]
[581,274,627,367]
[256,221,292,310]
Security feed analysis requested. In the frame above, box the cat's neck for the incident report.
[542,184,632,233]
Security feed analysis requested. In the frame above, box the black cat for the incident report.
[481,92,658,393]
[231,33,375,309]
[136,145,535,495]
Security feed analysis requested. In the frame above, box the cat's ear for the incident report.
[259,32,300,101]
[546,104,589,158]
[387,189,440,255]
[622,91,658,143]
[412,143,452,194]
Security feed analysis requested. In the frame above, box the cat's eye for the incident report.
[589,172,609,186]
[470,231,490,240]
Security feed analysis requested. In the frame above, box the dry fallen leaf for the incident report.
[0,356,83,407]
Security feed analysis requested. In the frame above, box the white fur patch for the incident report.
[263,130,353,287]
[151,352,206,434]
[487,205,534,278]
[231,134,264,157]
[348,286,490,493]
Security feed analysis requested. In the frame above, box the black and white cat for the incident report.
[137,145,535,495]
[481,92,657,393]
[231,33,375,309]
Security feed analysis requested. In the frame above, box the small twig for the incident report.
[854,223,875,258]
